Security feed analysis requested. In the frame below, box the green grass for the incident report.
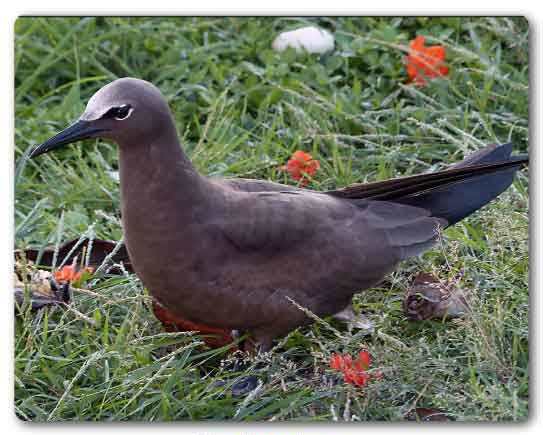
[14,16,529,421]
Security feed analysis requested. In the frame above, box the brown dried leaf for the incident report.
[15,238,132,273]
[14,261,70,311]
[403,273,470,321]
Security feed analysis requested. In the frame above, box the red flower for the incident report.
[281,150,320,186]
[356,350,371,371]
[330,353,352,371]
[328,349,381,387]
[330,353,344,370]
[53,265,94,284]
[405,35,449,86]
[343,368,370,387]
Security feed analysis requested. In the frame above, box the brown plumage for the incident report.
[30,78,528,350]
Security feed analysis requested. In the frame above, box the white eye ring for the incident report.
[114,105,133,121]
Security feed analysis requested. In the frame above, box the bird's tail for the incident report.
[328,143,528,227]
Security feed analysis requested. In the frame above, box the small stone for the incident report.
[231,375,258,397]
[272,26,334,54]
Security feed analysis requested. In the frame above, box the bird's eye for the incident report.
[114,104,132,120]
[102,104,133,120]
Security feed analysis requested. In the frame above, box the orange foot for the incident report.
[151,300,235,349]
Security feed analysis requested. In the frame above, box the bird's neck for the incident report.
[117,130,224,310]
[118,131,211,237]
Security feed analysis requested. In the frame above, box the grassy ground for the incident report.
[14,17,529,421]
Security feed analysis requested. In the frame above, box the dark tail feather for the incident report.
[449,142,514,168]
[395,163,523,226]
[328,143,528,227]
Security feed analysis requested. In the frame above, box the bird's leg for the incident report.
[231,329,273,354]
[237,332,258,354]
[249,331,274,353]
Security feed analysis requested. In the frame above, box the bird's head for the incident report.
[29,77,174,158]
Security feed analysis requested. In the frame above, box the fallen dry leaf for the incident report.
[403,273,470,321]
[14,261,70,311]
[17,238,132,273]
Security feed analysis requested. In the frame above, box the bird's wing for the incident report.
[219,177,305,194]
[212,190,332,252]
[212,189,444,260]
[208,190,444,323]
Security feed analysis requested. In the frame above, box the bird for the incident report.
[29,77,528,351]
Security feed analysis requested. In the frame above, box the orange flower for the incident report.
[281,150,320,187]
[53,264,93,284]
[356,350,371,371]
[329,353,344,370]
[405,35,449,86]
[329,349,381,387]
[343,368,370,387]
[330,353,352,371]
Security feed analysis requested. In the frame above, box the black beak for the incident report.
[29,120,107,158]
